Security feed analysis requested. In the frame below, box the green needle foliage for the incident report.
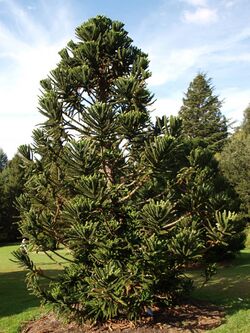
[179,73,228,152]
[14,16,245,323]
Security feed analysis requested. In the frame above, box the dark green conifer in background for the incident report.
[179,73,228,152]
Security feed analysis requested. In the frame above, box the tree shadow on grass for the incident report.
[192,251,250,317]
[0,269,61,318]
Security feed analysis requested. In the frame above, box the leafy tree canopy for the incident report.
[242,104,250,135]
[220,104,250,216]
[0,153,27,242]
[0,148,8,171]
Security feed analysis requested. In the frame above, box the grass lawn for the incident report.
[0,243,249,333]
[0,244,66,333]
[191,248,250,332]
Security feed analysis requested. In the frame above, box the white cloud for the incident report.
[151,97,183,119]
[181,0,218,25]
[0,41,69,157]
[145,24,250,88]
[223,0,237,8]
[220,88,250,125]
[0,114,43,159]
[0,0,74,158]
[183,7,218,24]
[148,46,207,86]
[210,52,250,63]
[5,0,45,41]
[182,0,207,6]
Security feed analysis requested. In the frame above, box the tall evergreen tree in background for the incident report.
[13,16,244,323]
[179,73,228,152]
[220,105,250,216]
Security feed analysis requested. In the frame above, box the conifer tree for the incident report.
[179,73,228,152]
[14,16,242,323]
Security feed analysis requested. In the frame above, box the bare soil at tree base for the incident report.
[21,300,225,333]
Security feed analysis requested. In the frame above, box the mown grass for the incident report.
[0,244,66,333]
[0,242,250,332]
[191,248,250,332]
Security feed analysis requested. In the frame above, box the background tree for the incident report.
[220,105,250,217]
[0,153,27,242]
[178,73,228,152]
[0,148,8,171]
[14,16,244,323]
[0,148,8,241]
[242,104,250,134]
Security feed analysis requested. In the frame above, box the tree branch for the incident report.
[119,174,149,203]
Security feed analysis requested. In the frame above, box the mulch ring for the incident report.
[21,300,225,333]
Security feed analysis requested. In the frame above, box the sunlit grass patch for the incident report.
[0,244,67,333]
[191,248,250,333]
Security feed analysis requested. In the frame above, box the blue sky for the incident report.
[0,0,250,158]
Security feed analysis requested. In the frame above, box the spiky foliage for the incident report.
[175,147,245,260]
[15,16,243,323]
[179,73,228,152]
